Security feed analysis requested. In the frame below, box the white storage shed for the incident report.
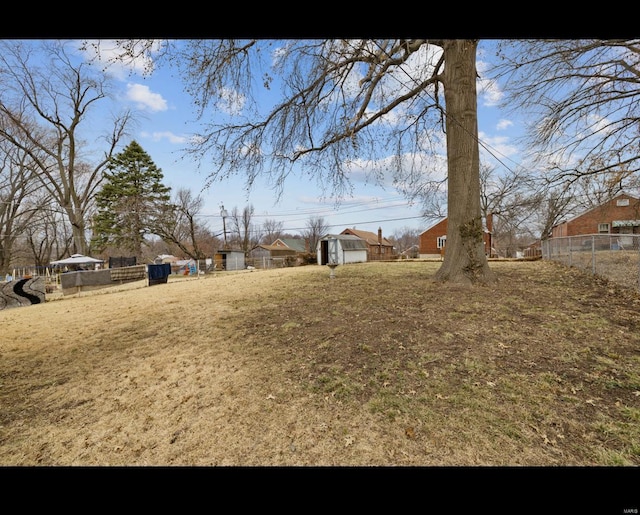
[317,234,368,265]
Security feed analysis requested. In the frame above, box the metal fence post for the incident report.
[568,237,572,267]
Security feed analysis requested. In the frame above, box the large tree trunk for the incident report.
[70,217,89,256]
[434,40,496,285]
[71,225,88,256]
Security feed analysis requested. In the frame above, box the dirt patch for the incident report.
[1,261,639,466]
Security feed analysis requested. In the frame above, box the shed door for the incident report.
[320,240,329,265]
[214,254,227,270]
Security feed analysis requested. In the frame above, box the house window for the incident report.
[598,223,610,234]
[437,236,447,249]
[617,198,630,207]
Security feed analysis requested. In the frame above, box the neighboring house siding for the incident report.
[419,218,448,257]
[419,216,493,258]
[551,193,640,238]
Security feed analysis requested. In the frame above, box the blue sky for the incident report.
[70,39,524,240]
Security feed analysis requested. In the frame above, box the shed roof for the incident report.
[321,234,368,250]
[341,228,393,247]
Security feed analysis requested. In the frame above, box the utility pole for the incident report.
[220,203,228,249]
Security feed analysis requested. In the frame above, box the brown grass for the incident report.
[1,260,640,466]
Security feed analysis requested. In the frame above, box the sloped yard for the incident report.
[1,260,639,468]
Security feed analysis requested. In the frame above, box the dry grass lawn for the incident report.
[1,260,640,468]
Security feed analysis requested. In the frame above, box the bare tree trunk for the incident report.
[434,40,495,285]
[70,214,89,256]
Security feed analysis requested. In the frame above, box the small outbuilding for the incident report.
[317,234,368,265]
[248,244,297,268]
[214,249,245,271]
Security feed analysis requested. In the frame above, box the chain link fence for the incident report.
[542,234,640,292]
[192,256,310,272]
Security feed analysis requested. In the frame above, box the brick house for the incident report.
[419,214,494,259]
[419,218,447,258]
[340,227,394,261]
[551,193,640,239]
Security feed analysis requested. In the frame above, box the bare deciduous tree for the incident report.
[534,186,580,242]
[491,39,640,190]
[230,204,259,255]
[0,136,48,274]
[22,196,73,269]
[389,226,420,257]
[261,218,284,244]
[0,40,133,256]
[479,163,543,255]
[302,215,329,255]
[153,188,211,260]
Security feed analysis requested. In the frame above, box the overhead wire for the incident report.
[369,39,528,178]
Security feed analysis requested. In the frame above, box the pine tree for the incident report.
[91,141,171,259]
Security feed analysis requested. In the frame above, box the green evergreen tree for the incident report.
[91,141,171,259]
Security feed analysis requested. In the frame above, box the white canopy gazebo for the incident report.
[50,254,104,270]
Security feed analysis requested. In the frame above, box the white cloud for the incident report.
[478,78,503,107]
[126,83,168,112]
[496,119,513,131]
[585,113,612,136]
[476,46,504,107]
[479,131,519,158]
[140,131,187,144]
[216,87,246,116]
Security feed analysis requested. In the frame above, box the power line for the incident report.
[283,215,426,232]
[195,197,422,234]
[220,214,429,238]
[371,40,530,179]
[195,194,414,219]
